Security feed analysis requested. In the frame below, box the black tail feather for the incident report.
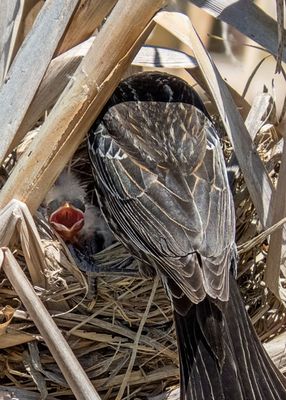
[174,276,286,400]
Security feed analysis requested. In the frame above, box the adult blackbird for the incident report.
[87,72,286,400]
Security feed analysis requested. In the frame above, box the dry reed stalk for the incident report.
[0,0,79,164]
[0,386,59,400]
[0,200,46,287]
[274,0,284,73]
[186,67,251,119]
[0,329,36,349]
[0,1,19,83]
[4,1,46,72]
[266,140,286,302]
[191,0,285,62]
[13,39,94,149]
[56,0,117,55]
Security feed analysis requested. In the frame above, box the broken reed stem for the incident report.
[1,248,101,400]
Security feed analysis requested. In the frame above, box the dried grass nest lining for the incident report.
[1,215,285,399]
[1,223,179,399]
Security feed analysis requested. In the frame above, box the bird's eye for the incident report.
[47,199,61,216]
[71,199,85,212]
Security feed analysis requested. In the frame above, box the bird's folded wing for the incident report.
[89,102,235,304]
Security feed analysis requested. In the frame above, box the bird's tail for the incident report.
[174,276,286,400]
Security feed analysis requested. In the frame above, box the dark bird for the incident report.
[87,72,286,400]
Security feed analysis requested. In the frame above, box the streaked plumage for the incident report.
[88,72,286,399]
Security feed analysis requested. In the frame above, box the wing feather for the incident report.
[89,101,236,305]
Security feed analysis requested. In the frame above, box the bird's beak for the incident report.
[49,202,85,242]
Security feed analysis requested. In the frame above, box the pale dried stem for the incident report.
[56,0,117,55]
[0,199,46,287]
[0,1,20,83]
[265,139,286,302]
[0,0,79,164]
[191,0,286,62]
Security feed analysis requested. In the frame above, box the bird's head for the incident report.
[45,171,88,243]
[47,199,85,242]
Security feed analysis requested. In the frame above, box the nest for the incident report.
[1,123,286,400]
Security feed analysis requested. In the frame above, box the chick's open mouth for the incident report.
[49,203,84,236]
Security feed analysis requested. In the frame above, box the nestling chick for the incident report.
[45,170,113,248]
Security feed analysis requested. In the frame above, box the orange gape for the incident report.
[49,202,85,242]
